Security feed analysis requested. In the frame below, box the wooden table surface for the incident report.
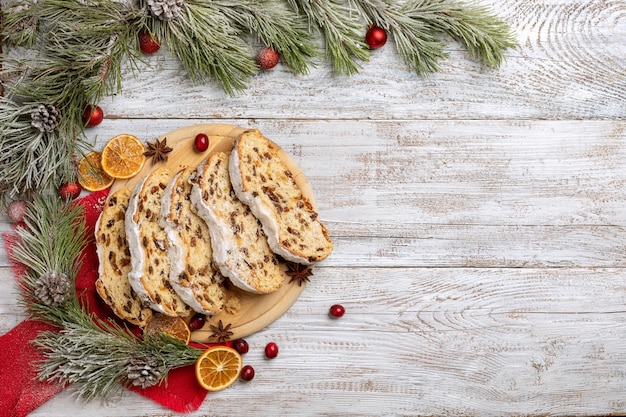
[1,1,626,416]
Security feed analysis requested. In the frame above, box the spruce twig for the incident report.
[10,195,86,325]
[288,0,370,75]
[10,195,203,401]
[140,0,257,95]
[354,0,517,74]
[0,98,88,203]
[210,0,318,75]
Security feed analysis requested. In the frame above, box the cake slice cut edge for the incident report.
[160,167,226,315]
[229,129,333,265]
[95,187,153,327]
[126,167,192,317]
[191,151,286,294]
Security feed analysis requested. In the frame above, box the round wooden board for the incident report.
[109,123,316,342]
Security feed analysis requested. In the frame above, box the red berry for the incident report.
[194,133,209,152]
[240,365,255,381]
[59,182,82,200]
[83,105,103,127]
[232,338,249,354]
[264,342,278,359]
[139,31,160,54]
[365,26,387,49]
[329,304,345,318]
[7,199,28,223]
[257,47,279,70]
[188,313,206,331]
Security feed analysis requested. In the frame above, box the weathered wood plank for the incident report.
[14,266,626,416]
[83,0,626,120]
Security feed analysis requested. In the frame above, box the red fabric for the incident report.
[0,189,208,416]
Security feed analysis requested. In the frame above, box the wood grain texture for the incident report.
[86,0,626,120]
[1,1,626,416]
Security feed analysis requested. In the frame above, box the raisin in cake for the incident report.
[126,167,191,317]
[159,167,225,315]
[95,187,153,327]
[229,129,333,264]
[191,152,286,294]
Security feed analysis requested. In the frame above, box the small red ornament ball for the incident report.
[83,105,103,127]
[240,365,255,381]
[365,26,387,49]
[257,47,279,70]
[139,31,160,54]
[329,304,345,318]
[7,200,28,223]
[59,182,82,200]
[194,133,209,152]
[264,342,279,359]
[232,338,249,355]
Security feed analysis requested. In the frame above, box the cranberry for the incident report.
[194,133,209,152]
[188,313,206,331]
[264,342,278,359]
[82,105,103,127]
[240,365,255,381]
[232,338,249,354]
[329,304,345,318]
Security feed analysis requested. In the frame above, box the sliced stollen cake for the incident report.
[126,167,192,317]
[159,167,226,315]
[229,129,333,264]
[191,152,286,294]
[95,187,153,327]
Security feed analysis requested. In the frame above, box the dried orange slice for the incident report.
[77,151,114,191]
[195,346,242,392]
[101,134,146,179]
[144,313,191,344]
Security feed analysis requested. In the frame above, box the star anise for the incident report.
[144,137,173,164]
[208,319,233,342]
[285,262,313,286]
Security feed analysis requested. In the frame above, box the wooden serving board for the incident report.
[109,123,316,342]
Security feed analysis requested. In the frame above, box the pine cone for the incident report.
[125,356,164,388]
[147,0,185,21]
[34,271,71,307]
[30,104,61,132]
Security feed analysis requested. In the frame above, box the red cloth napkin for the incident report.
[0,189,208,416]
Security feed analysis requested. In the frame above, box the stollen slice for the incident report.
[159,167,226,315]
[126,167,192,317]
[191,152,286,294]
[95,187,153,326]
[229,129,333,264]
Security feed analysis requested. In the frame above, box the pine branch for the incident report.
[0,98,89,202]
[10,195,87,325]
[418,1,517,68]
[139,0,257,95]
[1,1,40,48]
[354,0,516,74]
[288,0,370,75]
[34,307,202,401]
[210,0,318,75]
[7,0,142,128]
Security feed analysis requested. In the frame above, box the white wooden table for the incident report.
[2,1,626,415]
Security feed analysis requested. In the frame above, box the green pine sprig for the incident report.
[10,195,86,324]
[0,98,90,204]
[354,0,517,74]
[9,194,204,401]
[209,0,318,75]
[288,0,371,75]
[139,0,258,95]
[34,312,202,401]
